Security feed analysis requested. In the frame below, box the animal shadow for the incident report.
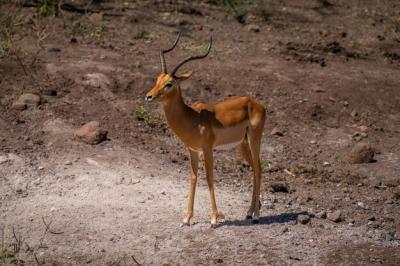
[216,211,308,228]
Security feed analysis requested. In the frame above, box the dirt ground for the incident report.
[1,0,400,265]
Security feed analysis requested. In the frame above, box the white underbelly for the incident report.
[214,140,242,151]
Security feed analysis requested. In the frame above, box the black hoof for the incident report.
[246,215,253,220]
[252,219,259,224]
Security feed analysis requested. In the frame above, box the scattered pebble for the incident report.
[352,132,368,142]
[74,121,108,145]
[11,93,41,110]
[327,210,342,223]
[89,13,103,23]
[270,182,289,193]
[297,214,311,224]
[316,211,327,219]
[270,127,284,136]
[347,142,375,164]
[357,201,369,209]
[357,125,369,133]
[246,24,260,32]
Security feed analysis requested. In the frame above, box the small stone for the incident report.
[11,102,27,110]
[327,210,342,223]
[74,121,108,145]
[64,161,72,166]
[347,142,375,164]
[310,140,317,144]
[271,127,284,136]
[246,24,260,32]
[358,125,369,133]
[316,211,327,219]
[351,110,358,117]
[369,178,382,189]
[270,182,289,193]
[297,214,311,224]
[281,227,289,234]
[323,161,331,167]
[12,93,41,110]
[89,13,103,23]
[357,201,368,209]
[352,132,368,142]
[82,73,111,89]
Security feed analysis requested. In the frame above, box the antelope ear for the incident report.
[174,71,193,80]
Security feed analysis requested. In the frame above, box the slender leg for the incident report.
[248,130,263,223]
[203,147,223,226]
[183,149,199,225]
[239,141,256,219]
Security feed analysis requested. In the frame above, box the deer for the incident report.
[145,32,266,227]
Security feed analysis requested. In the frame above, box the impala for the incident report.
[145,32,266,226]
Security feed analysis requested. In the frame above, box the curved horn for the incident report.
[160,32,181,73]
[170,35,212,77]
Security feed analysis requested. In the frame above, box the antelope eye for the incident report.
[164,83,173,89]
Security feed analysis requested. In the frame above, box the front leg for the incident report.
[203,147,224,226]
[183,149,199,225]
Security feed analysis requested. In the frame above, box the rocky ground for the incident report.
[1,0,400,265]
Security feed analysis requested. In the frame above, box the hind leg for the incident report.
[239,140,257,220]
[247,127,263,223]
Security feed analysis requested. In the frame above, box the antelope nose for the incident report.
[145,95,153,102]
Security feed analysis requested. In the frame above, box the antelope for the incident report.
[145,32,266,226]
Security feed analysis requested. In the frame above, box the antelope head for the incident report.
[145,32,212,102]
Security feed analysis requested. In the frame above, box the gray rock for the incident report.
[12,93,41,110]
[327,210,342,223]
[246,24,260,32]
[89,13,103,23]
[271,127,284,136]
[82,73,111,89]
[347,142,375,164]
[74,121,107,145]
[352,132,368,142]
[297,214,311,224]
[270,182,289,193]
[358,125,369,133]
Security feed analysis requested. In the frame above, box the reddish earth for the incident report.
[1,0,400,264]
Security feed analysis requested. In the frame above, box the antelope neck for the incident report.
[162,86,197,138]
